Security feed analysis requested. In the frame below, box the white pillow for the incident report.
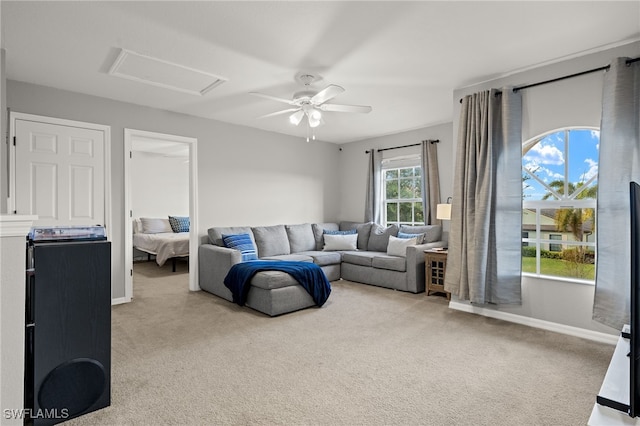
[323,233,358,251]
[140,218,173,234]
[387,235,418,257]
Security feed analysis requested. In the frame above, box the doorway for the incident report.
[123,129,199,302]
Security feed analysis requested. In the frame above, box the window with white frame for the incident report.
[522,128,598,282]
[382,156,423,227]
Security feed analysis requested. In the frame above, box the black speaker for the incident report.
[25,240,111,425]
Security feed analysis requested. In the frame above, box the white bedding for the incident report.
[133,232,189,266]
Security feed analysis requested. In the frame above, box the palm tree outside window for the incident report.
[522,128,599,282]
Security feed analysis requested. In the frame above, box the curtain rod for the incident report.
[459,56,640,103]
[365,139,439,154]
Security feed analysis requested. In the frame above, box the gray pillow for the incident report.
[286,223,316,253]
[340,221,374,250]
[208,226,254,246]
[399,225,442,243]
[252,225,291,257]
[312,223,339,251]
[367,224,399,252]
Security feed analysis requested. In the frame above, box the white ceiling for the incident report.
[2,1,639,144]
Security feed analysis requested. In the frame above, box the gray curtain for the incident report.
[593,57,640,330]
[364,148,382,223]
[444,88,523,304]
[421,140,441,225]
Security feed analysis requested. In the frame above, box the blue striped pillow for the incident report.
[323,229,357,235]
[222,233,258,262]
[168,216,190,233]
[397,231,424,244]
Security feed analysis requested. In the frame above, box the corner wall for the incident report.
[6,80,342,299]
[450,41,640,336]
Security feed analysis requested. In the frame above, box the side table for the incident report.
[424,249,450,300]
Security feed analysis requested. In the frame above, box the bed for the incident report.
[133,217,190,272]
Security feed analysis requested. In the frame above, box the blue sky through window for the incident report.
[523,129,599,200]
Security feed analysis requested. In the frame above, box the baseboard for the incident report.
[111,296,131,306]
[448,301,618,345]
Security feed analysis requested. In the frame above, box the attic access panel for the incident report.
[108,48,227,96]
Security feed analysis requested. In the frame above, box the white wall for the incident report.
[131,152,189,219]
[449,41,640,336]
[337,122,454,223]
[6,80,342,299]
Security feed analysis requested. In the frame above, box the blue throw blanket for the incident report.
[223,260,331,307]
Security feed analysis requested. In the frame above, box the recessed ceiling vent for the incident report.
[108,48,227,96]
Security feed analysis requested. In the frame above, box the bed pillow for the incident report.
[222,233,258,262]
[323,233,358,251]
[140,217,173,234]
[387,235,418,257]
[168,216,190,233]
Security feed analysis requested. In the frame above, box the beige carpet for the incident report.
[67,260,614,425]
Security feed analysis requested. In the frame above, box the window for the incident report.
[522,128,598,282]
[383,164,423,227]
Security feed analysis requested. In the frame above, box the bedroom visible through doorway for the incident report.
[124,129,199,303]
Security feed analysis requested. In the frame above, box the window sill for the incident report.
[522,272,595,286]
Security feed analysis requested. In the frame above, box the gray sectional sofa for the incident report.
[198,221,446,316]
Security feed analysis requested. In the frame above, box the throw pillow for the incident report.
[168,216,190,233]
[387,235,417,258]
[323,234,358,251]
[367,224,399,252]
[140,217,173,234]
[323,229,357,235]
[222,233,258,262]
[399,225,441,243]
[398,231,424,244]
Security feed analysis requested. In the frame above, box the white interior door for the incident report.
[14,118,105,227]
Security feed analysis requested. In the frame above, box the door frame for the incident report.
[8,112,112,237]
[123,128,199,302]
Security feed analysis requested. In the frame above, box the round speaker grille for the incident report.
[38,358,106,417]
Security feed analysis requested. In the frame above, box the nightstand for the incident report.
[424,250,450,300]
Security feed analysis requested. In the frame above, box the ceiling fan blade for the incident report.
[319,103,372,113]
[257,108,300,119]
[311,84,345,105]
[250,92,295,105]
[289,110,305,126]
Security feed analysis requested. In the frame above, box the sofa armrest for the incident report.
[404,241,446,293]
[198,244,243,301]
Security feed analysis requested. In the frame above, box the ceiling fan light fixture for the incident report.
[309,109,322,121]
[289,110,304,126]
[308,116,321,128]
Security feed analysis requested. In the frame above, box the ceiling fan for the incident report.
[250,73,372,131]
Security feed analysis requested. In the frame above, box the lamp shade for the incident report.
[436,203,451,220]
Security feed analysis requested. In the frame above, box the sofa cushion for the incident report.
[222,233,258,261]
[312,223,339,250]
[372,255,407,272]
[340,221,374,250]
[298,251,342,266]
[367,224,399,252]
[252,225,291,257]
[323,234,358,251]
[399,225,441,243]
[286,223,316,253]
[250,270,303,290]
[387,235,418,257]
[342,251,388,267]
[208,226,254,246]
[260,254,314,263]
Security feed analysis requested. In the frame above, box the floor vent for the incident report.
[108,48,227,96]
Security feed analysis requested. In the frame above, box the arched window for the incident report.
[522,128,599,282]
